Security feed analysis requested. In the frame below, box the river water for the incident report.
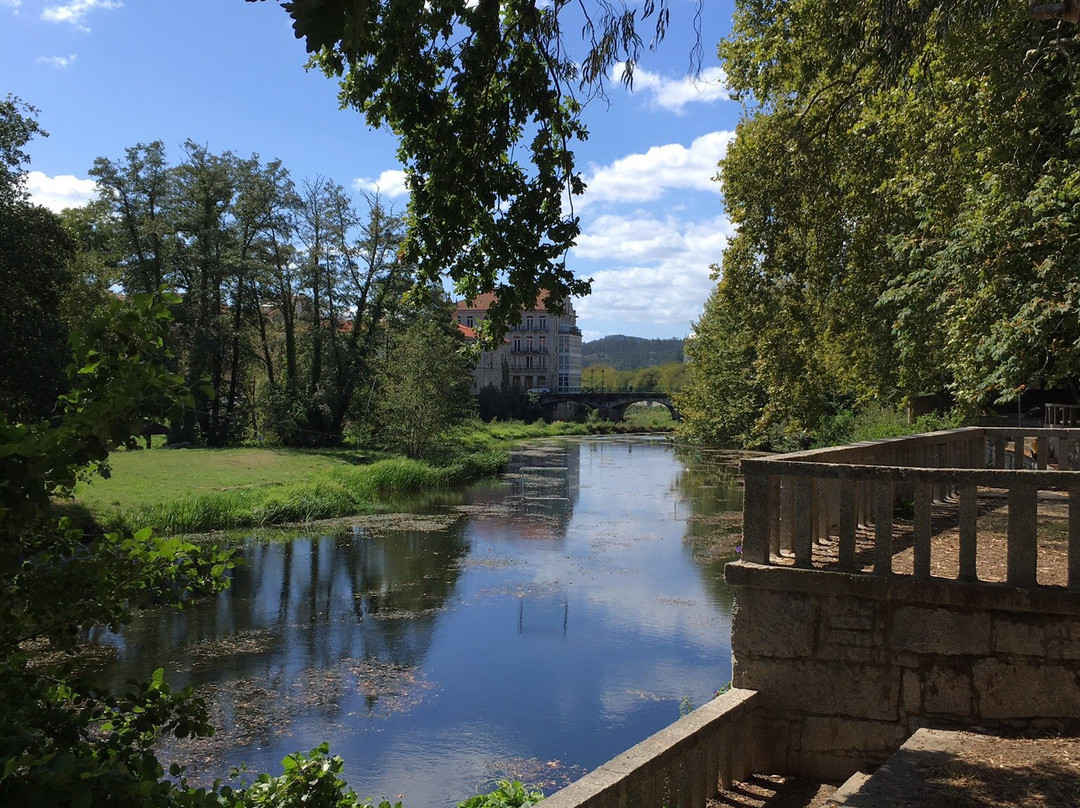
[88,436,743,808]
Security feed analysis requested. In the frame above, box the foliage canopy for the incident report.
[252,0,700,333]
[678,0,1080,447]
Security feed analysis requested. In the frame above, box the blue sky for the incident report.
[2,0,742,341]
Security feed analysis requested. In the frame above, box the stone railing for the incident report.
[540,689,759,808]
[740,427,1080,588]
[1046,403,1080,427]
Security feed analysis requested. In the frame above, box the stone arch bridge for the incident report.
[534,392,680,422]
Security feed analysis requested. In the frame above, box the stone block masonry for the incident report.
[726,561,1080,781]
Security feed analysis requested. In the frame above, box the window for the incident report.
[539,316,547,331]
[525,355,533,369]
[558,373,570,390]
[538,336,546,353]
[526,315,534,331]
[526,336,533,352]
[466,315,474,327]
[513,336,521,351]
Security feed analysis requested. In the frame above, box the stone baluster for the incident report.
[794,476,815,568]
[958,482,978,582]
[740,468,769,565]
[873,481,894,575]
[1070,481,1080,591]
[839,478,857,572]
[1007,480,1039,587]
[913,481,932,579]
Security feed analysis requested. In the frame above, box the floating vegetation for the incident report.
[160,658,435,783]
[657,597,697,607]
[450,503,517,519]
[165,674,303,773]
[366,606,445,620]
[684,511,744,565]
[348,658,433,716]
[482,756,587,793]
[626,688,670,702]
[24,638,119,675]
[459,555,523,570]
[187,629,278,667]
[472,580,563,600]
[345,512,463,533]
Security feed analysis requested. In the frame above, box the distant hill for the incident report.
[582,335,685,371]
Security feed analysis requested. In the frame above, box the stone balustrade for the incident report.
[540,688,759,808]
[740,427,1080,588]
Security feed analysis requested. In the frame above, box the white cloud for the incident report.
[25,171,98,211]
[353,170,409,198]
[0,0,23,9]
[572,213,733,332]
[36,53,77,68]
[582,130,734,205]
[615,63,729,113]
[41,0,121,31]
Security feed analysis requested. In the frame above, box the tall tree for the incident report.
[374,293,476,458]
[0,97,75,422]
[90,142,175,295]
[678,1,1080,446]
[0,95,44,207]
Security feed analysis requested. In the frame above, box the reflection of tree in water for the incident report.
[671,447,747,611]
[87,515,470,762]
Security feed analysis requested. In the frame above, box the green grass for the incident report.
[67,416,670,536]
[78,447,377,513]
[70,446,506,536]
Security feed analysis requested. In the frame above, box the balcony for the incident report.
[738,426,1080,586]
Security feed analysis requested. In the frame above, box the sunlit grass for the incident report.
[67,415,670,536]
[70,447,506,535]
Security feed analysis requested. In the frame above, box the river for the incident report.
[87,436,743,808]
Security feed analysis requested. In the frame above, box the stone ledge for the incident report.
[725,562,1080,616]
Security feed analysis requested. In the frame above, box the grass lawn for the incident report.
[65,418,673,536]
[75,447,377,513]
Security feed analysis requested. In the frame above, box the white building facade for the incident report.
[455,293,582,394]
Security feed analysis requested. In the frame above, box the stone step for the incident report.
[824,727,1080,807]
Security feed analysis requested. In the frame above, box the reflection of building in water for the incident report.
[517,594,569,637]
[464,441,582,542]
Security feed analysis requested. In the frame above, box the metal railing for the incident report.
[740,427,1080,588]
[541,689,759,808]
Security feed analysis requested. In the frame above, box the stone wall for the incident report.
[725,561,1080,780]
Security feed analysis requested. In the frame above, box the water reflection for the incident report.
[89,437,742,808]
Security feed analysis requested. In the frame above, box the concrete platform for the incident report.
[827,728,1080,807]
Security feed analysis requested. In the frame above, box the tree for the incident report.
[0,98,80,422]
[0,97,386,807]
[0,95,44,207]
[674,280,767,448]
[0,203,75,421]
[677,0,1080,446]
[0,292,235,806]
[251,0,707,334]
[374,295,476,459]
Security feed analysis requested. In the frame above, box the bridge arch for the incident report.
[536,392,680,423]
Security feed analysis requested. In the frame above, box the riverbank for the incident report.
[67,419,670,536]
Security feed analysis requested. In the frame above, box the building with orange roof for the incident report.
[455,293,582,394]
